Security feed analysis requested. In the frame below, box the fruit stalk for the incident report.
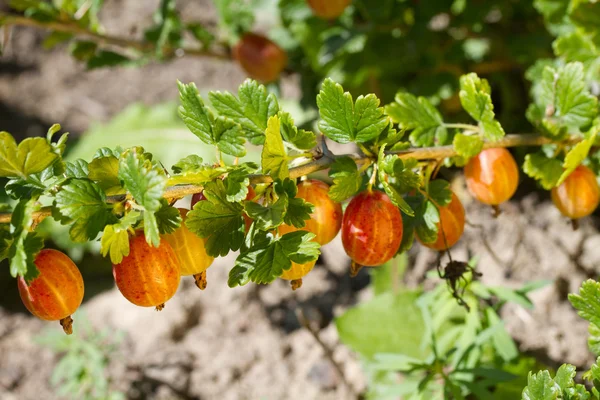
[0,133,582,225]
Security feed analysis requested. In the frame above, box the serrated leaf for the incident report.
[0,131,59,178]
[171,155,204,173]
[415,200,439,244]
[155,200,182,234]
[279,111,316,150]
[100,211,141,264]
[229,230,319,286]
[54,179,113,242]
[244,198,287,231]
[186,179,244,257]
[385,92,447,147]
[539,62,598,131]
[177,81,246,156]
[428,180,452,207]
[209,79,279,145]
[88,155,122,195]
[64,159,89,178]
[328,156,362,202]
[224,162,258,202]
[459,73,504,141]
[523,152,563,190]
[118,148,167,246]
[558,132,596,185]
[167,165,227,186]
[453,133,484,159]
[553,31,598,63]
[261,115,289,180]
[7,198,41,282]
[554,364,576,390]
[569,280,600,329]
[317,79,388,144]
[522,370,559,400]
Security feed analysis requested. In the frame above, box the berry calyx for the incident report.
[416,191,465,251]
[161,208,214,290]
[278,179,343,245]
[113,234,181,310]
[341,190,403,267]
[280,260,317,290]
[552,165,600,220]
[18,249,84,335]
[307,0,351,19]
[233,33,287,83]
[464,148,519,210]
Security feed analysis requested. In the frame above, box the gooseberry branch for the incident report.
[0,12,230,61]
[0,133,582,225]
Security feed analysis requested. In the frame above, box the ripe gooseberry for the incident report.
[307,0,351,19]
[416,191,465,251]
[341,190,403,270]
[280,260,317,290]
[193,186,256,232]
[161,208,214,290]
[464,148,519,214]
[552,165,600,223]
[233,33,287,83]
[278,179,343,245]
[18,249,84,334]
[113,234,181,310]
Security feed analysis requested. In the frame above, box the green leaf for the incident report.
[328,156,362,202]
[54,179,114,243]
[0,225,11,262]
[522,370,559,400]
[261,115,289,180]
[144,0,183,56]
[336,291,427,359]
[415,200,440,244]
[167,163,227,186]
[244,198,287,231]
[569,279,600,329]
[209,79,279,145]
[118,148,167,246]
[428,180,452,207]
[223,162,258,202]
[177,81,247,156]
[453,133,484,159]
[64,159,89,178]
[377,148,419,216]
[385,92,447,147]
[87,51,132,69]
[100,211,141,264]
[539,62,598,131]
[554,364,576,391]
[186,179,244,257]
[8,198,42,282]
[88,155,122,195]
[523,152,564,190]
[553,31,599,63]
[459,73,505,141]
[317,79,388,144]
[558,132,596,185]
[485,308,519,362]
[274,179,315,229]
[228,230,320,286]
[0,131,59,178]
[155,200,182,234]
[171,155,204,173]
[279,111,317,150]
[187,23,215,48]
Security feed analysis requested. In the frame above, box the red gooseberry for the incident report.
[278,179,343,245]
[161,208,214,290]
[464,147,519,208]
[416,191,465,251]
[233,33,287,83]
[18,249,84,334]
[552,165,600,220]
[341,190,403,268]
[113,234,181,310]
[307,0,351,19]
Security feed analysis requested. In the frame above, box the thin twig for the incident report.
[295,308,358,397]
[0,133,583,224]
[0,12,230,61]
